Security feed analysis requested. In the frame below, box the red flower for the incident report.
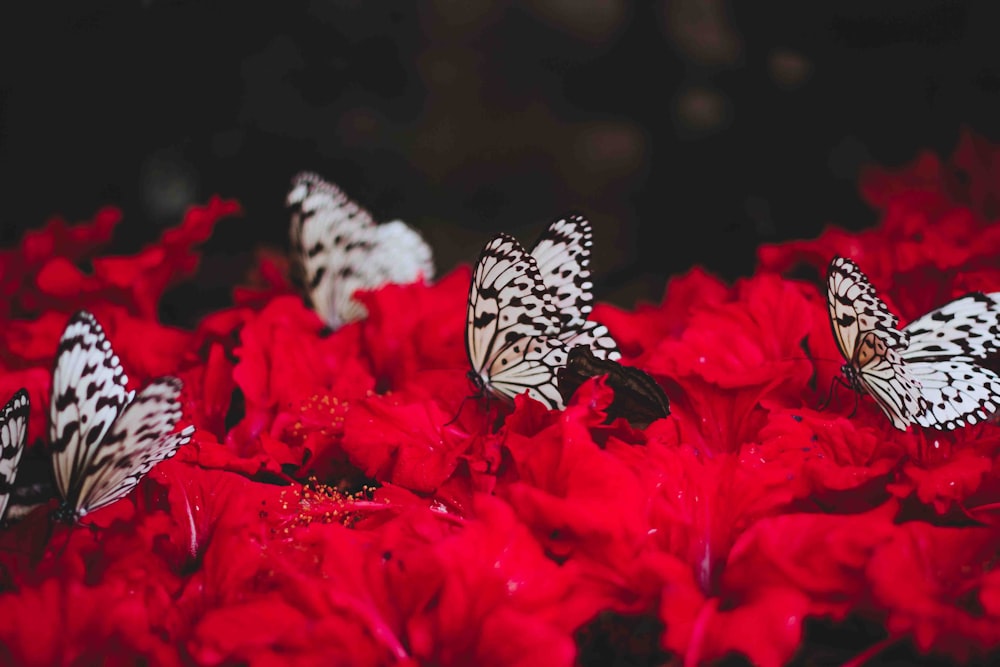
[752,406,904,502]
[4,131,1000,666]
[501,392,649,573]
[0,206,120,319]
[646,274,816,453]
[595,267,729,364]
[355,267,469,392]
[885,426,1000,515]
[339,390,486,494]
[867,520,1000,661]
[664,502,899,667]
[371,496,580,666]
[2,198,240,321]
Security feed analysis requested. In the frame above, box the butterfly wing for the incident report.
[530,214,621,359]
[287,171,375,238]
[530,214,594,332]
[287,172,434,329]
[0,389,30,521]
[483,334,568,409]
[353,218,435,294]
[288,172,375,327]
[557,345,669,428]
[466,233,566,407]
[70,377,193,516]
[827,256,908,361]
[559,319,621,360]
[50,311,133,506]
[850,333,925,431]
[906,360,1000,430]
[902,292,1000,361]
[896,292,1000,429]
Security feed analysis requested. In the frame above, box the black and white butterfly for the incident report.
[48,310,194,523]
[827,255,1000,431]
[0,389,30,523]
[465,214,620,410]
[287,172,435,330]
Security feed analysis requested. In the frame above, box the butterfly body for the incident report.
[51,502,80,525]
[288,172,435,330]
[826,256,1000,430]
[465,216,619,410]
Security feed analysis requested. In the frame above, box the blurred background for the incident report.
[2,1,1000,325]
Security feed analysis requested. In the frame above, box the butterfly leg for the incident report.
[816,375,842,411]
[443,393,479,428]
[847,387,860,419]
[46,521,76,567]
[87,520,103,543]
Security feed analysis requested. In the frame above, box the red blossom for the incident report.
[595,267,729,364]
[0,206,121,319]
[2,198,239,321]
[867,521,1000,661]
[885,428,1000,515]
[339,392,473,493]
[4,132,1000,666]
[371,496,581,666]
[666,502,899,666]
[751,406,904,502]
[355,268,469,391]
[642,275,816,453]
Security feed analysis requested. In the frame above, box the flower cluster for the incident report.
[2,129,1000,666]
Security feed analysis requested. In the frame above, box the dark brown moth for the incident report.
[556,345,670,429]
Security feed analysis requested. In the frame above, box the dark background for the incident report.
[2,1,1000,325]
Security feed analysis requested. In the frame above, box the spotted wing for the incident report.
[70,377,194,516]
[902,292,1000,361]
[826,256,908,362]
[529,214,594,332]
[904,360,1000,430]
[896,292,1000,429]
[466,233,566,407]
[559,320,621,361]
[852,334,925,431]
[287,172,434,330]
[50,310,133,505]
[0,389,29,521]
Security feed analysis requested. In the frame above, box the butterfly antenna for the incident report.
[47,520,75,566]
[444,393,477,427]
[816,375,840,412]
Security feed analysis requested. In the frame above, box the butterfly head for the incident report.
[51,501,81,526]
[841,363,862,392]
[466,369,487,399]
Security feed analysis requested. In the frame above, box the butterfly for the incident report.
[826,255,1000,431]
[0,389,30,523]
[48,310,194,524]
[465,214,620,410]
[287,172,435,330]
[556,345,670,428]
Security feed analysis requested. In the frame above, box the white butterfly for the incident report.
[827,255,1000,430]
[287,172,435,330]
[0,389,30,523]
[465,214,620,410]
[49,310,194,523]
